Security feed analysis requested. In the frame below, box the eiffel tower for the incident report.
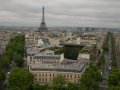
[39,7,47,32]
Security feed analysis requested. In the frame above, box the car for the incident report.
[109,67,111,70]
[7,72,10,75]
[10,64,12,66]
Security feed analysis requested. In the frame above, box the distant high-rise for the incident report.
[39,7,47,32]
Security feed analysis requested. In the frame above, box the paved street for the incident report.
[100,36,112,90]
[1,61,15,90]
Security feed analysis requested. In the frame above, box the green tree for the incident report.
[109,73,119,86]
[52,75,66,90]
[80,64,102,90]
[108,70,120,85]
[78,84,88,90]
[0,69,5,87]
[6,48,14,59]
[16,43,24,54]
[32,84,48,90]
[2,55,10,69]
[66,82,78,90]
[14,54,23,66]
[9,67,34,90]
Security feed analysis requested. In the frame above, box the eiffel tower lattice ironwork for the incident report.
[39,6,47,32]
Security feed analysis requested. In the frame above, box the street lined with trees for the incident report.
[97,32,110,69]
[108,33,120,90]
[0,35,25,89]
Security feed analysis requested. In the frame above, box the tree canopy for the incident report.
[108,69,120,89]
[9,67,34,90]
[52,75,66,90]
[14,54,23,66]
[80,64,102,90]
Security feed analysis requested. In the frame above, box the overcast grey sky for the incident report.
[0,0,120,28]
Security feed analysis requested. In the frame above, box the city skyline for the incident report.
[0,0,120,28]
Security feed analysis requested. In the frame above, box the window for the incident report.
[75,75,76,78]
[30,56,32,60]
[42,78,44,82]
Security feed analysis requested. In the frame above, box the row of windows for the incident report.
[34,56,60,60]
[34,73,80,79]
[37,59,58,63]
[35,78,79,83]
[35,78,52,82]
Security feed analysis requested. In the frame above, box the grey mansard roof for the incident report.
[34,54,60,60]
[30,62,87,73]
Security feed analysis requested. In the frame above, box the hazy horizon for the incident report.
[0,0,120,28]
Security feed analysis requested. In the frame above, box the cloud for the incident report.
[0,0,120,28]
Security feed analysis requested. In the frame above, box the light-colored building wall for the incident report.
[30,70,84,84]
